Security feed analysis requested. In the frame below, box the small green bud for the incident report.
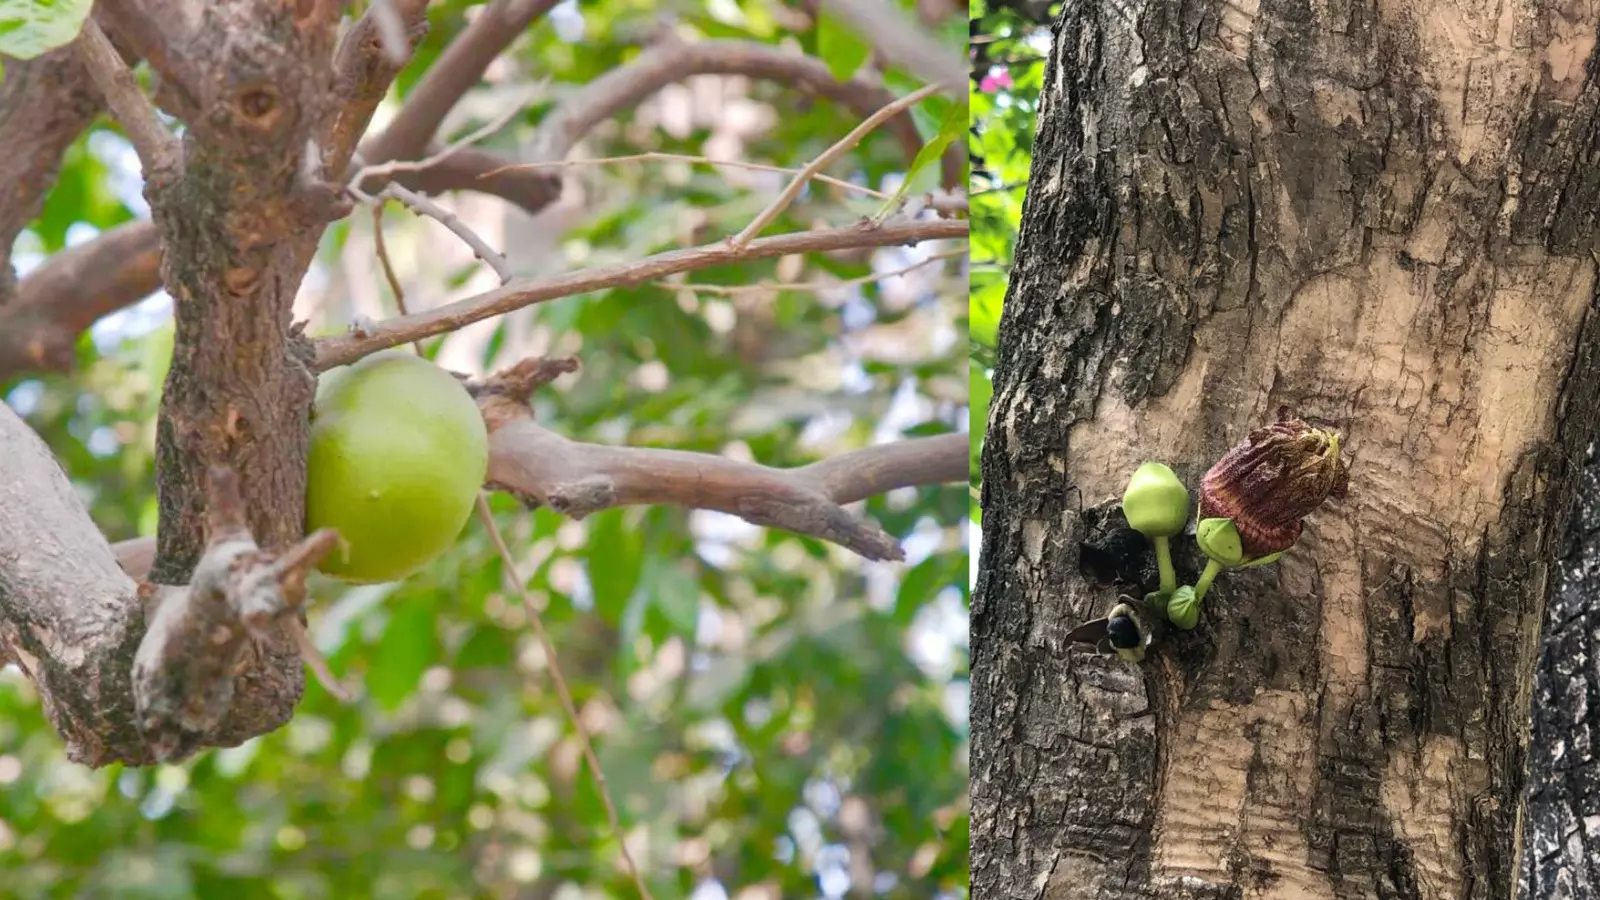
[1166,585,1200,630]
[1196,517,1244,567]
[1122,461,1190,538]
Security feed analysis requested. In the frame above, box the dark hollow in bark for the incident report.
[972,1,1600,898]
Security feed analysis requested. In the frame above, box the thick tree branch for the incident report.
[315,217,966,369]
[0,46,109,308]
[473,358,963,561]
[357,0,561,169]
[0,401,144,766]
[323,0,433,169]
[133,0,354,758]
[70,17,181,174]
[0,222,163,377]
[96,0,203,119]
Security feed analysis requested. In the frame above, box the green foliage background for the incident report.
[0,3,968,898]
[968,0,1051,521]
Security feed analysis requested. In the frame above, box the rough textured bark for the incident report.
[972,1,1600,898]
[0,402,144,765]
[1524,443,1600,895]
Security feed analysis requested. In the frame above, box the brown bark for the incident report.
[972,1,1600,898]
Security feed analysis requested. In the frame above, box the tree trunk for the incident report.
[1524,444,1600,895]
[971,0,1600,897]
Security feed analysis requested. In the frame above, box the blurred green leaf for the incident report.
[0,0,92,59]
[365,593,441,711]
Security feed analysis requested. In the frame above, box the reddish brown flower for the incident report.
[1198,407,1349,557]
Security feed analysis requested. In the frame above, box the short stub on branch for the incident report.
[132,467,350,761]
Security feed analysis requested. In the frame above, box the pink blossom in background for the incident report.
[979,70,1014,94]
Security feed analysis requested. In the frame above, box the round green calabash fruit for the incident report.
[306,350,488,583]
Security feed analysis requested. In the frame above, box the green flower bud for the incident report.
[1166,585,1200,630]
[1122,461,1190,538]
[1196,517,1244,567]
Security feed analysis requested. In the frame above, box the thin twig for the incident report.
[369,204,427,357]
[970,182,1027,197]
[314,217,968,369]
[284,618,353,702]
[678,248,963,296]
[71,17,180,172]
[730,83,943,249]
[475,495,655,900]
[379,183,515,284]
[484,151,892,201]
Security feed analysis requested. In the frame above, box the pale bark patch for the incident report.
[1380,735,1488,900]
[1152,690,1334,899]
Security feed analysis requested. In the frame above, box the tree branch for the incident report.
[116,536,158,580]
[376,183,514,283]
[0,400,144,766]
[323,0,433,169]
[96,0,204,119]
[0,222,163,378]
[522,38,930,169]
[356,0,561,169]
[388,145,563,212]
[314,217,967,369]
[819,0,965,92]
[731,83,941,248]
[473,359,964,561]
[70,17,181,174]
[0,45,110,309]
[794,432,968,503]
[134,0,353,759]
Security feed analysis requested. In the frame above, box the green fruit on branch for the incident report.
[305,350,488,583]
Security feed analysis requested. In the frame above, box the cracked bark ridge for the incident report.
[134,467,339,762]
[972,0,1600,897]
